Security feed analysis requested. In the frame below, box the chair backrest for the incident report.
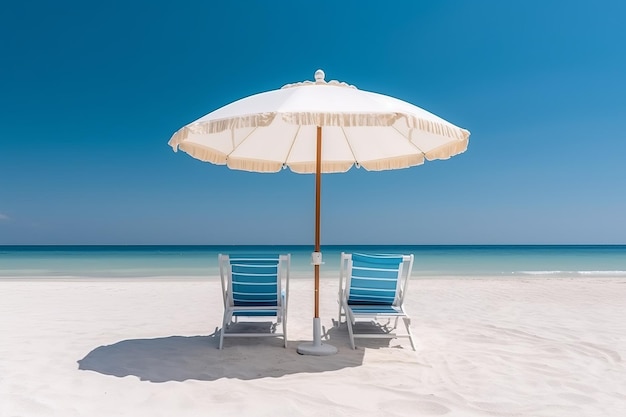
[219,254,288,308]
[344,253,414,306]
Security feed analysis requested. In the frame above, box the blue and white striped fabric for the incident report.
[338,252,416,350]
[347,253,403,306]
[230,259,279,307]
[218,253,290,349]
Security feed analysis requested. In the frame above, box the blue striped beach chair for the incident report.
[337,252,416,350]
[218,254,290,349]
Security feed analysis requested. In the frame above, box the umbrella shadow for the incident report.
[77,322,399,383]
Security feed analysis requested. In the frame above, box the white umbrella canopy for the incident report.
[168,70,470,355]
[169,70,469,174]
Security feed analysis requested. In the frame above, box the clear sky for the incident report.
[1,1,625,245]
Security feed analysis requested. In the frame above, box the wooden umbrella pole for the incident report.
[297,124,335,356]
[314,125,322,319]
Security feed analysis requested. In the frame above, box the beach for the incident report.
[3,0,626,415]
[1,276,625,416]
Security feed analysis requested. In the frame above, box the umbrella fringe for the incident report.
[288,161,354,174]
[177,143,227,165]
[171,128,468,172]
[359,154,425,171]
[173,141,466,173]
[281,112,396,127]
[424,138,470,161]
[169,114,470,145]
[405,117,470,142]
[226,158,284,173]
[169,114,276,147]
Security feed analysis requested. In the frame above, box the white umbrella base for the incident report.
[297,318,337,356]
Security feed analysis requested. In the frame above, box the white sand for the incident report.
[1,276,625,417]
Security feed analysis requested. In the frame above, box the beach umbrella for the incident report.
[168,70,470,355]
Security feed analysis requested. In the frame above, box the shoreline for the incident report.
[2,273,626,282]
[3,245,626,281]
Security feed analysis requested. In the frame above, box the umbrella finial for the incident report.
[314,69,325,84]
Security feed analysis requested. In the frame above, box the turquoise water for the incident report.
[1,245,625,279]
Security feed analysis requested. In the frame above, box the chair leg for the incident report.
[337,304,342,325]
[344,305,356,349]
[346,319,356,349]
[282,311,288,348]
[219,312,230,350]
[337,299,344,325]
[403,317,416,351]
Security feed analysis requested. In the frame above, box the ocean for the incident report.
[1,245,625,279]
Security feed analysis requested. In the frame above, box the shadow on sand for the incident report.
[77,322,398,383]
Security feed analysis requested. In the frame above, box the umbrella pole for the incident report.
[297,126,337,356]
[314,125,322,320]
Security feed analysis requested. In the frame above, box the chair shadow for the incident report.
[77,322,398,383]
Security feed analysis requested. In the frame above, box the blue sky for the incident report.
[1,1,625,245]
